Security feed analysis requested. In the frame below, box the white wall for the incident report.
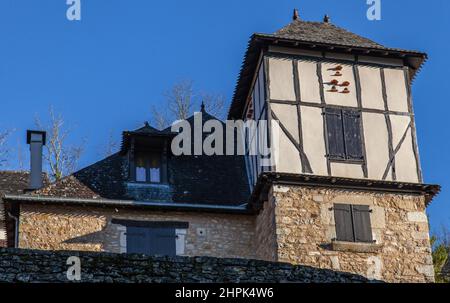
[263,54,420,183]
[244,60,269,190]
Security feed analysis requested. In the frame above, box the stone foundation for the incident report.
[14,184,435,283]
[266,185,434,283]
[0,248,374,283]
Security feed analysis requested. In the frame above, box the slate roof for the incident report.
[228,18,427,119]
[24,111,250,208]
[0,171,31,196]
[273,20,384,49]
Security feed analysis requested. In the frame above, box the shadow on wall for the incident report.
[0,248,383,283]
[63,230,106,246]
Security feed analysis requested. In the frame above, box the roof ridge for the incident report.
[273,19,384,49]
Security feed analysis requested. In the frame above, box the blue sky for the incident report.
[0,0,448,232]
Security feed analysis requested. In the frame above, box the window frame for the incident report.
[133,150,163,184]
[324,107,364,163]
[333,203,374,244]
[113,220,189,256]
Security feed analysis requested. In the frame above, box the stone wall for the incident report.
[0,202,6,247]
[255,200,278,261]
[267,185,434,283]
[18,204,256,259]
[0,248,374,283]
[15,185,435,283]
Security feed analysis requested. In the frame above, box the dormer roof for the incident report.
[120,122,176,154]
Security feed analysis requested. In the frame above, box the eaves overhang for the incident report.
[228,34,427,120]
[3,195,252,215]
[249,173,440,211]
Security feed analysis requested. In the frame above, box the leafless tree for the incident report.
[151,106,170,130]
[151,80,227,129]
[0,130,11,168]
[35,107,85,181]
[101,131,119,157]
[16,139,25,171]
[200,92,226,120]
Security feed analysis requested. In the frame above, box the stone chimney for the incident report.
[26,130,46,190]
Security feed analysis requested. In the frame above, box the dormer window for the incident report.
[122,122,173,185]
[135,152,161,183]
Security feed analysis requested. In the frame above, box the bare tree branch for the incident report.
[200,92,226,120]
[165,80,195,121]
[16,138,25,171]
[151,80,228,129]
[35,107,85,181]
[101,131,119,157]
[151,105,170,130]
[0,129,11,168]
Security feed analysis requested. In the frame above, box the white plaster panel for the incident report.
[384,68,409,113]
[275,130,302,174]
[389,115,418,182]
[390,115,411,151]
[358,66,384,110]
[330,162,364,178]
[297,60,321,103]
[268,57,296,101]
[300,106,328,175]
[271,103,299,144]
[322,62,358,107]
[362,113,392,180]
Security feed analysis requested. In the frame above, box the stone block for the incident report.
[415,265,434,277]
[407,212,428,223]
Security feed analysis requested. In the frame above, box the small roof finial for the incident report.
[200,101,206,113]
[144,121,150,127]
[323,14,330,23]
[293,9,300,21]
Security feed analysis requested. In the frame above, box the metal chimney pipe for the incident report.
[26,130,46,190]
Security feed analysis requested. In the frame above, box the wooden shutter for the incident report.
[325,108,345,159]
[342,110,363,160]
[126,226,147,254]
[352,205,373,243]
[148,228,177,256]
[333,204,354,242]
[126,226,176,256]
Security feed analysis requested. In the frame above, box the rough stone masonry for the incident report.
[0,248,375,283]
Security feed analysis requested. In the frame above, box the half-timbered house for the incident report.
[0,11,440,282]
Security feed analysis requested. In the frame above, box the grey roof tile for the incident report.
[272,20,384,49]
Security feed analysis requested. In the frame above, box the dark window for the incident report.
[333,204,373,243]
[135,151,161,183]
[325,108,363,161]
[126,226,176,256]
